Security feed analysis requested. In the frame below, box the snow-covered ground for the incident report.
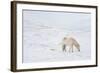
[23,29,91,63]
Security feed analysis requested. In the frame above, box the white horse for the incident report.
[62,37,80,52]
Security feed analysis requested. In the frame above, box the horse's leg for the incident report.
[68,45,71,53]
[69,46,72,53]
[71,45,74,53]
[62,44,66,52]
